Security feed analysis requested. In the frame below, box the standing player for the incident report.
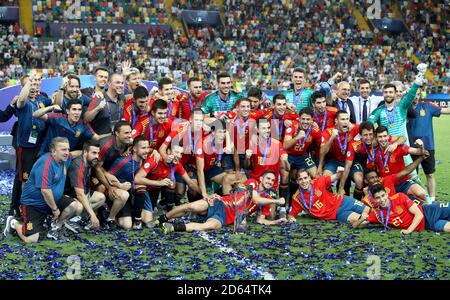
[84,73,125,135]
[178,77,209,121]
[32,100,107,154]
[283,68,336,113]
[149,77,180,121]
[201,72,243,118]
[132,99,176,152]
[122,86,150,130]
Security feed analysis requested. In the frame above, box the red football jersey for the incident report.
[321,125,360,162]
[221,193,260,225]
[195,134,227,172]
[245,178,271,217]
[284,121,322,155]
[312,106,337,132]
[140,155,186,190]
[251,108,298,139]
[149,96,181,121]
[228,116,258,154]
[178,91,210,121]
[248,138,286,189]
[368,144,410,182]
[289,176,344,220]
[122,98,149,130]
[361,173,399,208]
[132,116,174,150]
[163,126,205,166]
[367,193,425,231]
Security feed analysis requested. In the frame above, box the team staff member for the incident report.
[4,137,81,242]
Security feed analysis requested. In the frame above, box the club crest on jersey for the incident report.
[39,102,45,108]
[395,206,403,214]
[75,130,81,138]
[159,130,165,138]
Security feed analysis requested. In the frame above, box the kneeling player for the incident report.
[353,184,450,233]
[158,182,286,234]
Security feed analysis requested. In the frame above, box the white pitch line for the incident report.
[198,232,275,280]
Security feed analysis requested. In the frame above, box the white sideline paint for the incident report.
[198,232,275,280]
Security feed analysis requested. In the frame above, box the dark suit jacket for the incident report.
[332,98,356,124]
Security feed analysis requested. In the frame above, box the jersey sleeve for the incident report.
[346,144,356,162]
[400,144,410,156]
[131,121,144,139]
[368,106,381,125]
[289,191,304,218]
[82,123,95,140]
[38,156,54,189]
[400,83,419,112]
[46,113,64,125]
[140,156,157,175]
[68,161,86,189]
[427,102,442,117]
[321,129,332,146]
[87,95,100,111]
[367,210,380,224]
[175,163,186,176]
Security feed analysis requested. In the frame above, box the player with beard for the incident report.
[81,66,109,98]
[53,74,91,116]
[122,64,143,100]
[108,136,154,229]
[318,111,363,198]
[246,86,272,111]
[178,77,210,121]
[63,141,105,232]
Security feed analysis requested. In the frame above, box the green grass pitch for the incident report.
[1,116,449,280]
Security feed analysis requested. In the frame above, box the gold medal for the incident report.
[32,125,36,130]
[217,162,221,167]
[389,124,394,128]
